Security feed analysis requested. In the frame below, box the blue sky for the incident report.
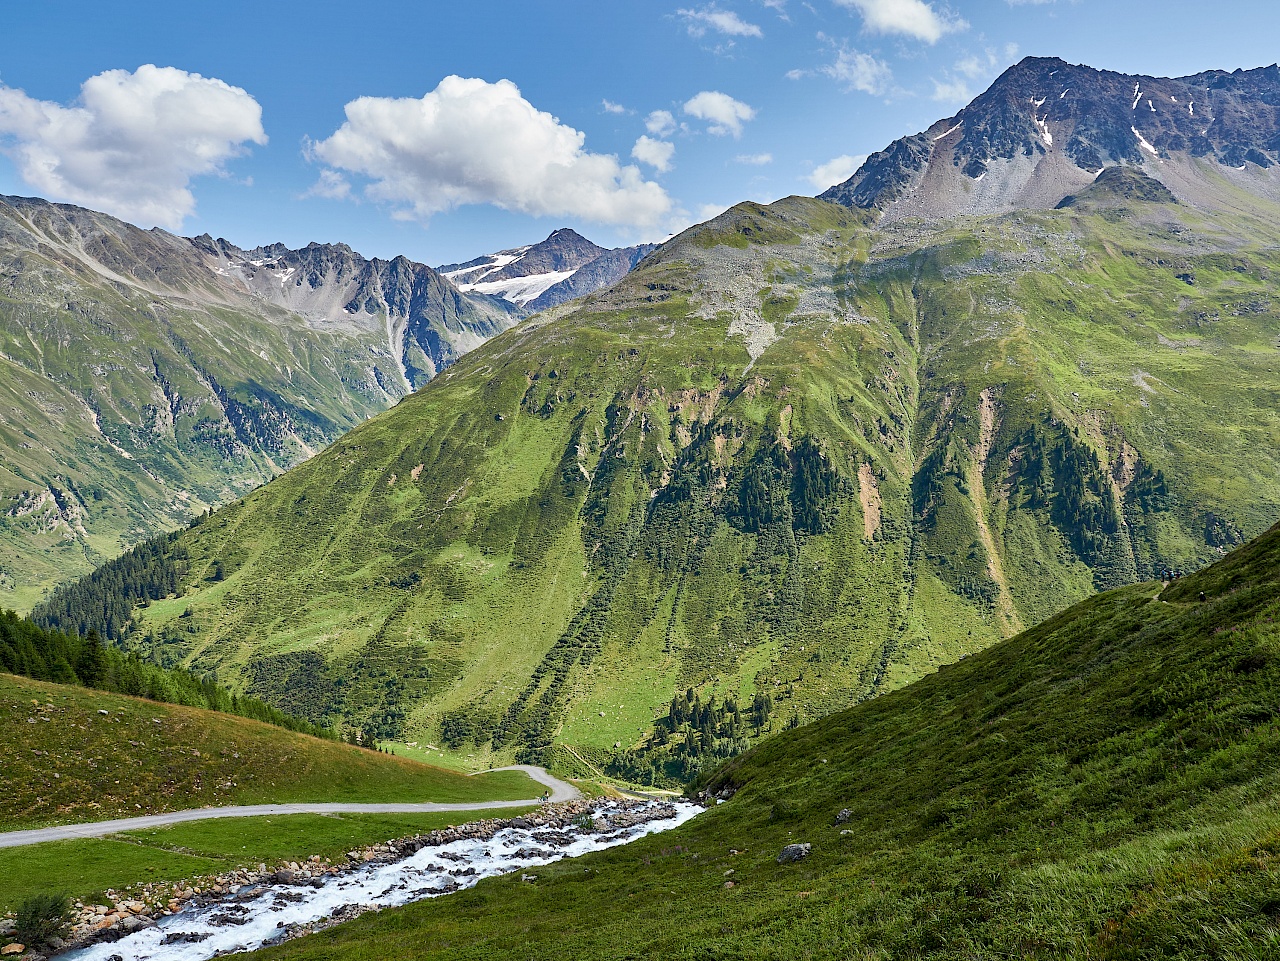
[0,0,1277,265]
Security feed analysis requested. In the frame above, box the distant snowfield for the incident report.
[442,247,580,307]
[454,269,577,306]
[441,250,527,284]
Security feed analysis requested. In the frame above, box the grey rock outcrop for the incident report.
[776,843,811,864]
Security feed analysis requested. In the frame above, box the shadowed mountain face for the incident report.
[0,196,514,609]
[821,57,1280,218]
[44,178,1280,779]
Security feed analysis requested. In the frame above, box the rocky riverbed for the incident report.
[38,798,699,961]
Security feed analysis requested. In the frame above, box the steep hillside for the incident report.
[0,196,512,609]
[0,673,533,831]
[53,177,1280,779]
[255,522,1280,961]
[820,57,1280,219]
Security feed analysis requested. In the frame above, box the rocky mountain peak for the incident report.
[185,234,516,389]
[439,228,653,312]
[821,56,1280,219]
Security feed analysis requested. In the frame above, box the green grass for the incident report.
[249,522,1280,960]
[0,674,538,830]
[0,809,535,912]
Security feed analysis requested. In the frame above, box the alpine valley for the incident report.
[32,56,1280,791]
[0,196,646,610]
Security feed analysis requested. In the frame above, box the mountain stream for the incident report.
[61,800,702,961]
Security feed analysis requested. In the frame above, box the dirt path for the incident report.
[0,766,578,850]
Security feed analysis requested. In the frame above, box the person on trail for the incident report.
[541,790,550,804]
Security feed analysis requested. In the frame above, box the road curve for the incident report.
[0,765,579,850]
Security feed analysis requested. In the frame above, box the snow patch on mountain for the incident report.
[440,228,657,314]
[454,269,578,306]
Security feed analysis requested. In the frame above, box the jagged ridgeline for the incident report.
[37,187,1280,779]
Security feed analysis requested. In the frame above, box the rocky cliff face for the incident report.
[821,57,1280,218]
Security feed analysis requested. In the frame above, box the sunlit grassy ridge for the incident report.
[253,523,1280,960]
[0,674,534,830]
[53,186,1280,779]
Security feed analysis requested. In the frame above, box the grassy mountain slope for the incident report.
[56,183,1280,778]
[0,196,510,610]
[0,673,534,831]
[256,522,1280,961]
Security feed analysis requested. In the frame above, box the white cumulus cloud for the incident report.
[736,152,773,165]
[683,91,756,138]
[824,47,896,94]
[632,136,676,172]
[835,0,967,43]
[677,6,764,38]
[309,76,673,229]
[305,168,352,200]
[823,47,894,94]
[646,110,678,136]
[808,153,868,190]
[602,99,628,114]
[931,77,975,103]
[0,64,265,229]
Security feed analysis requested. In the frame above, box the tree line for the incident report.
[607,689,775,786]
[0,608,334,739]
[30,530,186,642]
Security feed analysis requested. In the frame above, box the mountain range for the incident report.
[7,52,1280,961]
[0,198,647,609]
[27,57,1280,785]
[10,56,1279,782]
